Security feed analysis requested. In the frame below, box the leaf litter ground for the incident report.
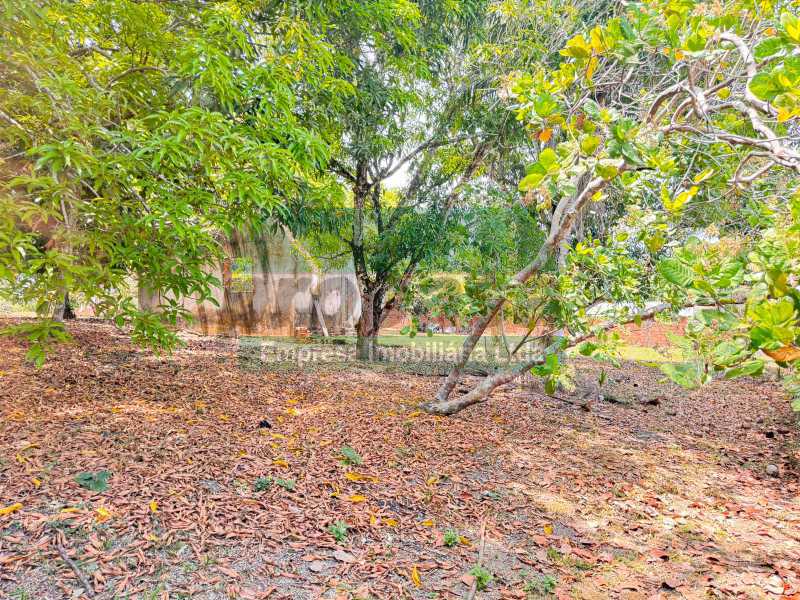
[1,319,799,599]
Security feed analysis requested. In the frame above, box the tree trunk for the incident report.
[63,291,76,319]
[355,284,383,361]
[430,175,609,409]
[51,294,66,322]
[52,289,72,322]
[423,348,551,415]
[356,330,377,360]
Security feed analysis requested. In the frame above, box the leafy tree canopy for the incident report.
[0,0,349,362]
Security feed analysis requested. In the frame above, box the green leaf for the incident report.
[339,446,363,466]
[75,470,111,492]
[782,11,800,44]
[658,258,693,287]
[754,37,787,60]
[561,34,592,58]
[538,148,558,169]
[724,360,764,380]
[749,72,779,101]
[685,32,706,52]
[595,159,620,180]
[659,362,704,389]
[580,135,601,155]
[519,170,545,192]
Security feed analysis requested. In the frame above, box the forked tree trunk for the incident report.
[429,175,609,412]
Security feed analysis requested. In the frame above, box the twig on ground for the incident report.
[57,543,95,598]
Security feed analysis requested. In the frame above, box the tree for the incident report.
[426,0,800,414]
[285,0,617,359]
[0,0,346,363]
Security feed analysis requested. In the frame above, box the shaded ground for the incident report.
[1,319,799,600]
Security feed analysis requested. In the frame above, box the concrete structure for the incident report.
[140,229,361,337]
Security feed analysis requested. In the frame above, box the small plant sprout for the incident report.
[469,565,493,591]
[524,574,557,597]
[275,478,295,491]
[469,565,494,592]
[443,529,459,547]
[253,476,272,492]
[328,520,349,543]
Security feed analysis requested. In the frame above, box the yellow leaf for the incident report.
[96,507,112,523]
[345,472,378,483]
[407,410,422,418]
[32,478,42,489]
[777,107,800,123]
[348,494,367,503]
[664,186,699,213]
[0,503,22,517]
[420,518,435,527]
[273,459,289,468]
[369,514,378,525]
[585,56,599,82]
[145,533,160,542]
[286,399,298,405]
[543,523,554,536]
[218,414,230,422]
[330,483,341,498]
[410,565,422,588]
[717,87,731,99]
[60,507,80,514]
[270,433,286,439]
[693,168,715,184]
[538,128,553,143]
[425,475,440,486]
[458,536,471,546]
[286,407,299,416]
[149,500,158,513]
[238,450,247,458]
[383,518,398,527]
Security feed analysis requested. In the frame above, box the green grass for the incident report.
[325,333,681,362]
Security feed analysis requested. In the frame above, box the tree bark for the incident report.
[63,291,76,319]
[355,285,377,360]
[432,174,608,405]
[355,282,386,360]
[52,289,73,321]
[51,292,66,322]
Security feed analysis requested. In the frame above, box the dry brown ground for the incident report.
[1,319,799,600]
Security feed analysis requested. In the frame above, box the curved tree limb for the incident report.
[424,303,670,415]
